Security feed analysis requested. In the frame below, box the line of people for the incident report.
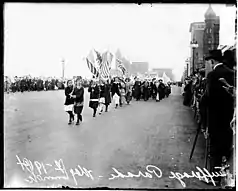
[64,76,172,125]
[182,49,236,187]
[132,77,171,102]
[4,76,92,93]
[4,76,66,93]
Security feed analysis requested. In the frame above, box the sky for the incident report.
[4,3,236,80]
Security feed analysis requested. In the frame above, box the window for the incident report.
[208,40,211,44]
[210,28,212,33]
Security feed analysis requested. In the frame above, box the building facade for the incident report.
[189,22,205,74]
[203,5,220,59]
[130,62,149,75]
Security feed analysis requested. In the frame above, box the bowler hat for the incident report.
[205,49,223,62]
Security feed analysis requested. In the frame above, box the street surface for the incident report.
[4,86,215,189]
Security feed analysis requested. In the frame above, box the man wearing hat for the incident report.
[223,50,236,70]
[204,49,234,184]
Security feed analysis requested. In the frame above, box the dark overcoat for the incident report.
[88,85,100,109]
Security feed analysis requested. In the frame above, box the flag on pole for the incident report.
[162,72,170,84]
[94,49,103,69]
[106,51,113,70]
[116,58,126,75]
[99,51,114,79]
[86,50,99,78]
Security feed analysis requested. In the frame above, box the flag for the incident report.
[162,72,171,84]
[86,58,99,78]
[99,51,114,79]
[94,49,103,68]
[86,50,99,78]
[116,58,126,75]
[106,52,113,70]
[100,52,110,79]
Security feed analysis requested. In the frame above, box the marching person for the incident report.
[88,79,100,117]
[104,79,112,112]
[143,79,150,101]
[111,77,121,109]
[151,78,157,99]
[164,83,171,97]
[133,77,141,101]
[72,77,84,125]
[64,79,75,125]
[119,79,126,106]
[204,50,234,184]
[158,79,166,100]
[98,79,106,115]
[155,80,160,102]
[125,78,133,104]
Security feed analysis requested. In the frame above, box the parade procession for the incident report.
[62,49,172,125]
[4,3,236,189]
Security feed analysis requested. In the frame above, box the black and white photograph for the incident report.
[3,3,237,189]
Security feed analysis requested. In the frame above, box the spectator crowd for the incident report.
[182,49,236,188]
[4,76,92,93]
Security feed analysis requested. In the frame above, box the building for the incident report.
[189,22,205,74]
[147,71,158,78]
[151,68,174,81]
[130,62,149,75]
[203,5,220,59]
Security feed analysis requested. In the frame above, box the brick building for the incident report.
[203,5,220,59]
[189,22,205,74]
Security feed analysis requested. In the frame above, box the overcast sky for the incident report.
[4,3,236,80]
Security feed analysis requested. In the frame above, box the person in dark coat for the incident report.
[111,77,121,108]
[20,77,26,93]
[72,77,84,125]
[143,80,150,101]
[204,50,234,183]
[158,79,165,100]
[64,80,75,124]
[151,79,157,99]
[223,50,236,70]
[133,77,141,101]
[165,83,171,97]
[104,79,112,112]
[183,78,193,106]
[88,80,100,117]
[36,78,41,91]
